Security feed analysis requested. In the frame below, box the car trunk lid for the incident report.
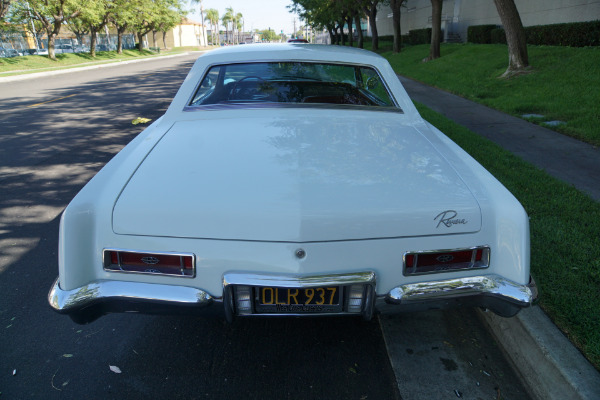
[113,112,481,242]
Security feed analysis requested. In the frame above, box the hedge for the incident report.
[476,20,600,47]
[408,28,432,45]
[467,24,497,44]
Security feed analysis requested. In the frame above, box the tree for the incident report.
[204,8,218,44]
[361,0,380,51]
[65,12,89,46]
[130,0,185,50]
[389,0,406,53]
[354,13,363,48]
[155,6,181,49]
[111,0,138,53]
[235,12,242,44]
[221,8,232,44]
[12,0,82,60]
[75,0,111,57]
[190,0,206,46]
[1,0,12,21]
[493,0,529,77]
[424,0,442,61]
[259,28,277,42]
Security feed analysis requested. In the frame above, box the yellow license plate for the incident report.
[254,286,342,313]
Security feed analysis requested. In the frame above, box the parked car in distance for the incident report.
[0,47,20,57]
[287,38,309,43]
[49,44,538,324]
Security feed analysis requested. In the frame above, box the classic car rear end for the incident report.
[49,44,537,324]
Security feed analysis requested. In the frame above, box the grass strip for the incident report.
[0,48,196,76]
[378,43,600,146]
[415,101,600,370]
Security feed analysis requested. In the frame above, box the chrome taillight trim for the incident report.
[103,248,196,278]
[402,246,490,276]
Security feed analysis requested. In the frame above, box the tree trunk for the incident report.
[47,19,63,60]
[365,3,379,51]
[47,31,57,60]
[355,14,363,49]
[90,27,97,57]
[493,0,529,77]
[116,26,125,54]
[152,30,157,48]
[391,0,402,53]
[347,16,353,47]
[163,31,167,49]
[137,32,145,50]
[425,0,442,61]
[327,25,335,45]
[339,21,346,46]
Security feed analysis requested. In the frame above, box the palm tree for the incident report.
[205,8,219,44]
[235,12,243,44]
[222,7,234,44]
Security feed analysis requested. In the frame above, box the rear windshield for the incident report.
[188,62,398,110]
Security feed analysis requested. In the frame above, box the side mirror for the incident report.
[366,76,380,90]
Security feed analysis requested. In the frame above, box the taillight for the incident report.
[104,249,195,277]
[403,247,490,276]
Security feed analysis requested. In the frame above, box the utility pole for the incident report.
[293,18,296,39]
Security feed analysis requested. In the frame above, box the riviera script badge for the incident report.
[434,210,468,228]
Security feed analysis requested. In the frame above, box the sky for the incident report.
[187,0,302,36]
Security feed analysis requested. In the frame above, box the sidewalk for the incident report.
[400,75,600,400]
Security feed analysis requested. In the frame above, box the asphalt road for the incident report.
[0,52,530,399]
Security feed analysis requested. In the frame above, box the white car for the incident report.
[49,44,537,324]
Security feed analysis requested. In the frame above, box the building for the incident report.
[147,18,208,48]
[374,0,600,43]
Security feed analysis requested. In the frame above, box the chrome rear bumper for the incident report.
[48,278,217,324]
[49,273,538,324]
[379,274,538,317]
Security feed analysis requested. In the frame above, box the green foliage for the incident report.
[407,28,431,45]
[415,102,600,370]
[259,29,278,42]
[382,43,600,146]
[490,20,600,47]
[490,28,506,45]
[467,24,497,44]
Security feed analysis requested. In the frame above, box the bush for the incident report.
[490,28,507,44]
[467,24,497,44]
[378,35,394,42]
[489,20,600,47]
[525,20,600,47]
[408,28,431,45]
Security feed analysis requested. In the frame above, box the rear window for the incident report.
[188,62,398,110]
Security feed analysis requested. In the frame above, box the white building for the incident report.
[374,0,600,42]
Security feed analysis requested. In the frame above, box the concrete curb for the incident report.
[478,306,600,400]
[0,52,198,83]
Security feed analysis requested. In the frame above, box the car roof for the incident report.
[197,43,388,67]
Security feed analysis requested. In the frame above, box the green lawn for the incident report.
[378,43,600,146]
[416,102,600,370]
[0,48,192,76]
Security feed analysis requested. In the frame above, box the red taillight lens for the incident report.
[404,247,489,275]
[104,250,195,277]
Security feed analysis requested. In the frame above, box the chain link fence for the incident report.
[0,32,136,57]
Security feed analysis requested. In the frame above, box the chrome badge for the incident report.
[141,256,160,265]
[434,210,468,228]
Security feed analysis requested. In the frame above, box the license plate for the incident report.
[254,286,343,314]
